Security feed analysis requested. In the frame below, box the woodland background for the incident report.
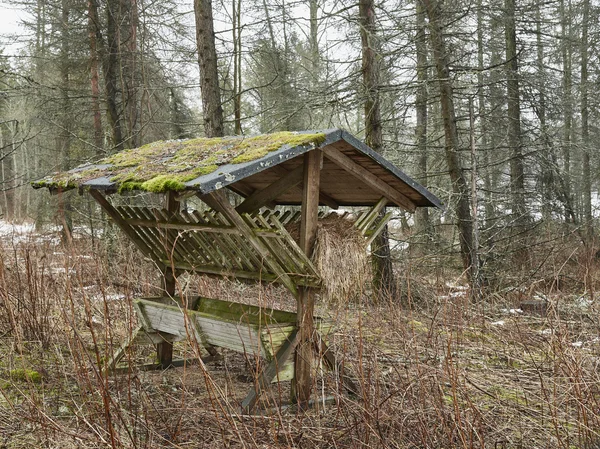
[2,0,600,448]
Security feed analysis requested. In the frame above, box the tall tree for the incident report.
[422,0,476,276]
[580,0,592,240]
[359,0,396,299]
[194,0,224,138]
[414,0,429,237]
[505,0,528,224]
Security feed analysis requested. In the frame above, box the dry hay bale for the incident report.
[288,214,370,303]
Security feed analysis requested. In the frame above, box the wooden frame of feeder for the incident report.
[35,129,442,411]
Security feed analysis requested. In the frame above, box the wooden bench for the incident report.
[106,295,335,410]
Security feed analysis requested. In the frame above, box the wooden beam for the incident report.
[227,181,255,198]
[293,150,321,408]
[242,329,298,412]
[158,191,180,368]
[270,165,339,210]
[324,147,417,212]
[365,211,393,246]
[299,152,321,253]
[236,165,304,214]
[124,218,280,238]
[355,197,388,233]
[201,190,299,298]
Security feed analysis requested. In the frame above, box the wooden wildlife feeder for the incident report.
[33,129,441,411]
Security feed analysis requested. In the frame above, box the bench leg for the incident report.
[241,329,298,413]
[156,341,173,368]
[103,326,142,374]
[313,332,359,396]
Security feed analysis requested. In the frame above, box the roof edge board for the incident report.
[338,130,444,209]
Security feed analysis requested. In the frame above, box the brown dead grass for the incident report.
[1,220,600,448]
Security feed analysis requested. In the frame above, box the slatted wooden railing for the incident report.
[114,206,321,287]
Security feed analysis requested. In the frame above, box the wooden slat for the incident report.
[262,211,320,278]
[356,197,389,233]
[203,210,255,271]
[245,213,300,276]
[202,191,299,298]
[89,190,160,263]
[365,211,394,246]
[166,261,321,287]
[324,146,416,212]
[125,218,239,234]
[236,165,305,213]
[116,206,166,262]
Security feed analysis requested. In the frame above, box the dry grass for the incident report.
[1,220,600,448]
[288,214,370,304]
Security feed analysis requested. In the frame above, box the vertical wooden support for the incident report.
[293,150,321,408]
[157,191,179,368]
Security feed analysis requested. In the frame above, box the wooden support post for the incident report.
[293,150,321,408]
[157,191,180,368]
[241,329,298,412]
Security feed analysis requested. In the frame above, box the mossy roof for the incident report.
[32,131,327,194]
[32,128,443,209]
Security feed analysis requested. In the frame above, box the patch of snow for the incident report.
[540,329,552,335]
[445,282,468,291]
[575,296,592,309]
[572,341,583,348]
[501,308,523,314]
[491,320,505,326]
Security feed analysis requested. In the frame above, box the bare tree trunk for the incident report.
[505,0,528,225]
[101,0,125,151]
[60,0,73,241]
[126,0,139,148]
[88,0,103,155]
[477,0,494,227]
[414,0,429,237]
[535,1,552,223]
[359,0,396,300]
[560,0,572,222]
[194,0,224,138]
[580,0,592,240]
[232,0,242,134]
[422,0,475,275]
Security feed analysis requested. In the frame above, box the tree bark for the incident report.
[414,0,429,237]
[194,0,225,138]
[359,0,396,300]
[88,0,103,155]
[104,0,125,151]
[560,0,572,222]
[505,0,528,224]
[421,0,475,275]
[580,0,592,240]
[477,0,494,227]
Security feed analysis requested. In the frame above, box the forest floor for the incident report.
[0,220,600,448]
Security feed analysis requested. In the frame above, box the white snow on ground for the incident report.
[501,308,523,314]
[0,220,62,244]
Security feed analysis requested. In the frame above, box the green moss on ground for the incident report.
[33,132,326,194]
[9,368,42,383]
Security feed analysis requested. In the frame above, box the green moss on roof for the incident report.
[31,131,326,193]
